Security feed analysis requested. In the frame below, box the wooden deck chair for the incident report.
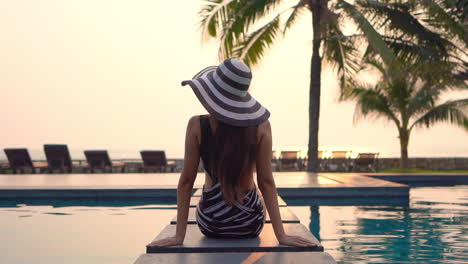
[353,153,379,172]
[140,150,169,172]
[44,144,73,173]
[84,150,124,173]
[279,151,300,171]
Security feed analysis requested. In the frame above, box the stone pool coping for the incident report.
[0,172,413,199]
[363,173,468,185]
[2,172,466,199]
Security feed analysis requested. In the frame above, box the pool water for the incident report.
[1,186,467,264]
[287,186,468,263]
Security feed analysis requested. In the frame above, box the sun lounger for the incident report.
[353,153,379,172]
[279,151,300,171]
[3,148,46,173]
[326,151,352,172]
[0,160,9,173]
[43,144,73,173]
[84,150,124,173]
[139,150,172,172]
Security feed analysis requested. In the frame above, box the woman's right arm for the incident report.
[256,121,319,247]
[146,116,200,247]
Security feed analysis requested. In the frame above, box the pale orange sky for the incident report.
[1,0,467,160]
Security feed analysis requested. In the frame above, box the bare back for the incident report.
[192,115,271,196]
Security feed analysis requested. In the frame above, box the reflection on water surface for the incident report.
[0,186,466,264]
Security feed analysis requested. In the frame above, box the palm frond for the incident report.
[283,0,308,34]
[452,0,468,21]
[416,61,468,90]
[359,0,452,56]
[199,0,235,39]
[407,87,439,116]
[362,57,387,78]
[233,15,281,66]
[362,58,414,108]
[337,0,396,66]
[347,81,401,127]
[410,98,468,130]
[386,76,413,113]
[418,0,468,45]
[322,28,362,95]
[200,0,283,59]
[453,66,468,82]
[408,68,468,114]
[237,0,283,27]
[381,36,448,63]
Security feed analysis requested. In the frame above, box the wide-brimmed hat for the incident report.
[181,58,270,127]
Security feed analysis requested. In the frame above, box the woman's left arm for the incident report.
[146,116,200,247]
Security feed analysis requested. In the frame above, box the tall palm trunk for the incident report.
[307,1,322,172]
[399,128,410,169]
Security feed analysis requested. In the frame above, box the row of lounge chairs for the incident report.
[273,151,379,172]
[1,144,172,173]
[1,145,378,174]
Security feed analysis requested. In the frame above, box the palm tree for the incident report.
[345,59,468,169]
[198,0,397,172]
[343,0,468,169]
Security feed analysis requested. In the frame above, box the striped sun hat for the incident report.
[181,58,270,127]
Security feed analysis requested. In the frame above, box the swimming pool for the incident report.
[1,186,466,264]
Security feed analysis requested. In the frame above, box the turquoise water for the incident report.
[287,186,468,263]
[0,186,467,264]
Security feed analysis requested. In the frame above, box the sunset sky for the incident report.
[1,0,467,160]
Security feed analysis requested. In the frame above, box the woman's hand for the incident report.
[146,235,183,248]
[277,234,321,247]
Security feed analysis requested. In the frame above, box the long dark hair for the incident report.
[214,120,258,206]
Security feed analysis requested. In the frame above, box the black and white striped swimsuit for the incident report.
[196,115,265,238]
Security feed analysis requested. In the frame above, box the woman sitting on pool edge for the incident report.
[147,58,319,247]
